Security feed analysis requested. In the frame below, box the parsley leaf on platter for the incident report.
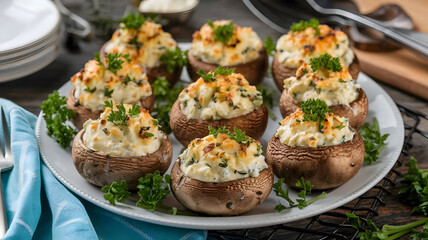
[399,157,428,215]
[358,118,390,165]
[256,84,276,120]
[40,91,77,148]
[264,36,276,57]
[160,48,189,73]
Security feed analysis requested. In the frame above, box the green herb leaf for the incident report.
[214,65,235,76]
[94,52,104,67]
[104,102,141,126]
[151,77,183,134]
[119,13,146,29]
[310,53,343,72]
[208,126,230,138]
[300,98,331,131]
[358,118,390,165]
[197,66,235,82]
[399,157,428,215]
[218,158,228,168]
[257,84,276,120]
[208,126,255,145]
[40,91,77,148]
[273,177,326,211]
[209,20,234,44]
[84,87,97,93]
[290,18,320,34]
[104,87,114,97]
[144,132,154,137]
[160,49,188,73]
[101,180,131,205]
[103,53,131,74]
[264,36,276,57]
[333,124,345,130]
[136,170,171,212]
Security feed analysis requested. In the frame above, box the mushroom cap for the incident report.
[272,52,360,92]
[100,41,182,85]
[186,48,268,86]
[266,128,364,190]
[279,88,368,130]
[72,129,172,190]
[66,87,154,130]
[170,159,274,215]
[169,100,268,146]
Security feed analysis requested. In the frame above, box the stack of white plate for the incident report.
[0,0,61,82]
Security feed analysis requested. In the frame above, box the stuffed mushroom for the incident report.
[187,20,268,85]
[279,53,368,130]
[66,53,154,130]
[266,99,364,190]
[273,19,359,91]
[72,103,172,190]
[101,13,185,85]
[170,67,268,146]
[171,127,273,215]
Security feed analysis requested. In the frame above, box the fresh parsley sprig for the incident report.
[197,66,236,82]
[310,53,343,72]
[119,13,146,29]
[358,118,390,165]
[290,18,320,35]
[151,77,183,134]
[102,171,193,215]
[399,157,428,215]
[41,91,77,148]
[346,212,428,240]
[207,20,234,44]
[208,126,255,145]
[264,36,276,57]
[257,84,276,120]
[274,177,327,211]
[95,52,131,74]
[104,101,141,126]
[300,98,331,131]
[160,48,189,73]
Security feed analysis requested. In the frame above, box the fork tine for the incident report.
[0,108,11,160]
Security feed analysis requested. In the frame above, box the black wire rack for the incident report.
[208,103,428,240]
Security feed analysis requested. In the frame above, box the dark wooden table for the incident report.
[1,0,427,238]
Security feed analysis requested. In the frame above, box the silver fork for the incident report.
[0,107,13,237]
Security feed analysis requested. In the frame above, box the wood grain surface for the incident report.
[353,0,428,100]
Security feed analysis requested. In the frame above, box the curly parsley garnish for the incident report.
[95,52,131,74]
[257,84,276,120]
[102,171,192,215]
[399,157,428,215]
[104,87,114,98]
[300,98,331,131]
[207,20,234,44]
[104,101,141,126]
[160,48,189,73]
[119,13,146,29]
[358,118,390,165]
[274,177,327,211]
[264,36,276,57]
[310,53,343,72]
[151,77,183,134]
[290,18,320,35]
[208,126,255,145]
[41,91,77,148]
[197,66,236,82]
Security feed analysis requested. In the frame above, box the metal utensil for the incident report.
[304,0,428,60]
[0,108,13,237]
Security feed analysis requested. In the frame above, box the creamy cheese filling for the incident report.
[71,59,152,112]
[276,25,354,69]
[104,21,177,68]
[275,109,354,147]
[83,104,165,156]
[283,62,360,107]
[190,20,263,66]
[179,133,268,182]
[178,73,263,120]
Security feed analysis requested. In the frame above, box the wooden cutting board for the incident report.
[353,0,428,100]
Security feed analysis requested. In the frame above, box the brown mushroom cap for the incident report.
[279,88,368,130]
[186,48,268,86]
[170,159,274,215]
[169,100,268,147]
[100,41,182,85]
[72,129,173,190]
[266,128,364,190]
[272,52,360,92]
[66,87,154,130]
